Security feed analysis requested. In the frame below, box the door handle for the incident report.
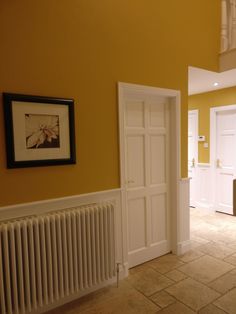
[191,158,195,168]
[126,179,135,184]
[128,180,135,184]
[216,159,221,168]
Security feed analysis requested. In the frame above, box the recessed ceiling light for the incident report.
[213,82,219,87]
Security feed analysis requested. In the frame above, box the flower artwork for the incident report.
[25,114,60,149]
[3,93,76,168]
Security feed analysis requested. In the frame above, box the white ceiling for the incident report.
[188,66,236,95]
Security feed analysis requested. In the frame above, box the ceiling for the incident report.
[188,66,236,95]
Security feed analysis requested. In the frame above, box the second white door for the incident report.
[214,110,236,214]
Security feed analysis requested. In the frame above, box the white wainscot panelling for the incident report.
[195,163,212,208]
[177,178,191,255]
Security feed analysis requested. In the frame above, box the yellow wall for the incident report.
[0,0,220,206]
[189,86,236,163]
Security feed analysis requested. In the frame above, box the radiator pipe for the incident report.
[116,263,120,288]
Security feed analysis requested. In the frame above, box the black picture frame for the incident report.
[3,93,76,168]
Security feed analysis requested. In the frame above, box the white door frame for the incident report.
[210,104,236,211]
[118,82,182,272]
[188,109,199,207]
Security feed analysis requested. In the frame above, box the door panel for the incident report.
[149,102,165,127]
[125,101,144,127]
[128,197,146,252]
[150,135,166,185]
[124,95,170,267]
[151,194,167,243]
[126,135,145,188]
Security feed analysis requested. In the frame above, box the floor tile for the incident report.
[198,242,235,259]
[147,254,184,274]
[178,255,234,283]
[226,242,236,251]
[157,301,195,314]
[213,233,236,245]
[127,268,174,296]
[190,235,210,245]
[129,263,150,275]
[150,290,176,308]
[224,253,236,266]
[189,239,204,249]
[214,288,236,314]
[166,278,220,311]
[208,269,236,293]
[48,281,161,314]
[194,230,218,242]
[165,269,188,282]
[198,304,226,314]
[179,249,204,262]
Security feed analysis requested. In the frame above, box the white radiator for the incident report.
[0,202,115,314]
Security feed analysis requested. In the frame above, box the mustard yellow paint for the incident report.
[0,0,220,206]
[189,86,236,163]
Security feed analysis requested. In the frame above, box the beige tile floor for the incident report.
[47,207,236,313]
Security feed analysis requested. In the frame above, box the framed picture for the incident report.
[3,93,76,168]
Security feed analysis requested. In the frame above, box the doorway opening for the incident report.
[188,66,236,216]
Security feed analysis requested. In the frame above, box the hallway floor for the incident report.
[48,208,236,314]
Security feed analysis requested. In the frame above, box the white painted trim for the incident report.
[118,82,184,264]
[118,82,181,98]
[211,104,236,113]
[0,189,121,220]
[176,178,190,255]
[177,240,191,255]
[210,104,236,211]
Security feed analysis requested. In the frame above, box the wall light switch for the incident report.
[203,142,208,148]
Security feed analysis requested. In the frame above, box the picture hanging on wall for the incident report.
[3,93,76,168]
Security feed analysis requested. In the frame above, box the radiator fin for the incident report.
[0,202,115,314]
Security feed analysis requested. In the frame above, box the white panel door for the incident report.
[124,95,170,268]
[188,110,198,207]
[215,110,236,214]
